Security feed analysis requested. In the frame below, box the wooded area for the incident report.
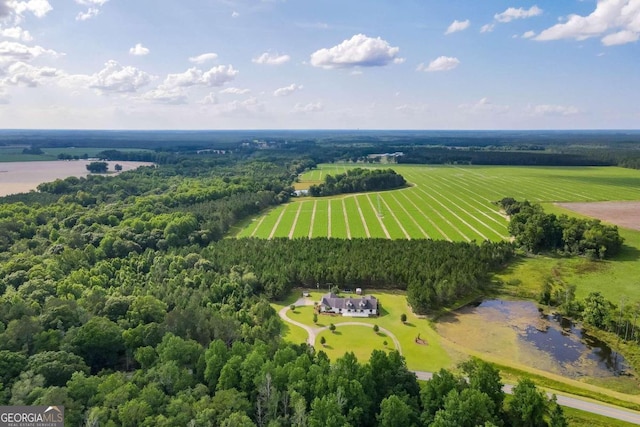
[0,132,636,425]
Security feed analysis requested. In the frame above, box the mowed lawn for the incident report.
[237,164,640,241]
[273,291,452,372]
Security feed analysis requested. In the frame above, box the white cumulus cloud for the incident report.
[293,102,323,113]
[445,19,470,35]
[0,41,58,64]
[75,0,108,21]
[480,24,495,33]
[189,53,218,64]
[76,7,99,21]
[162,65,238,89]
[200,92,218,104]
[201,65,238,86]
[495,6,543,23]
[129,43,149,56]
[531,104,579,115]
[535,0,640,46]
[273,83,302,97]
[0,26,32,41]
[310,34,402,69]
[252,52,290,65]
[522,30,536,38]
[10,0,52,19]
[417,56,460,72]
[1,61,60,86]
[88,60,151,94]
[75,0,108,5]
[141,87,188,105]
[220,87,250,95]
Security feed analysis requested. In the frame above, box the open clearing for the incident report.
[238,164,640,242]
[557,201,640,231]
[272,290,452,372]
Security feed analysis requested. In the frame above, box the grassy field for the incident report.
[0,146,149,162]
[272,290,452,372]
[238,164,640,242]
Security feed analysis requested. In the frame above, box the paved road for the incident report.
[279,299,640,425]
[414,371,640,425]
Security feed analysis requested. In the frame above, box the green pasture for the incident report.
[237,164,640,241]
[0,146,151,162]
[273,290,452,372]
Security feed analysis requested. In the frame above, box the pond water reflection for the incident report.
[438,299,631,379]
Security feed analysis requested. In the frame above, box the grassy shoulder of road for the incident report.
[272,290,452,372]
[496,363,640,412]
[564,406,639,427]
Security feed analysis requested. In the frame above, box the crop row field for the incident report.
[237,164,640,241]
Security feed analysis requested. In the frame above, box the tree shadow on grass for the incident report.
[403,322,416,327]
[614,243,640,262]
[321,345,334,350]
[376,332,388,338]
[332,331,342,335]
[315,323,326,328]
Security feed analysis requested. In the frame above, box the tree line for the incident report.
[308,168,406,197]
[202,238,514,312]
[499,198,624,259]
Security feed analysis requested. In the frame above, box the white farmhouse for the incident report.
[319,293,378,317]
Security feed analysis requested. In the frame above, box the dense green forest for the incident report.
[308,168,406,197]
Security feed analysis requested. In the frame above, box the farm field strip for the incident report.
[444,166,581,202]
[344,197,366,238]
[248,216,266,237]
[288,203,303,239]
[272,206,297,239]
[418,175,508,240]
[251,206,283,238]
[376,194,411,239]
[397,191,451,240]
[410,188,469,241]
[292,202,313,239]
[387,192,430,238]
[413,186,475,241]
[354,195,386,238]
[353,196,371,238]
[309,201,318,238]
[425,174,508,228]
[341,199,351,239]
[365,194,393,239]
[424,184,504,240]
[241,165,640,241]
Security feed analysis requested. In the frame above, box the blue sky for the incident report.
[0,0,638,129]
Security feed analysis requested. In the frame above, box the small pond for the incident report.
[438,299,631,379]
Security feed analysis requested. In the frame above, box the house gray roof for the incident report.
[321,293,378,311]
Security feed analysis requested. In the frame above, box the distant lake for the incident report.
[0,160,153,197]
